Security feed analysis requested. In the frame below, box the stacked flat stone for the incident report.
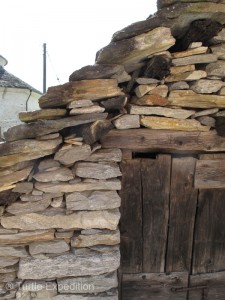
[1,1,225,299]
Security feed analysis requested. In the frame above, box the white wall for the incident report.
[0,87,41,138]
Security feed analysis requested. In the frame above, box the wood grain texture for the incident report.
[141,155,171,273]
[101,129,225,153]
[120,160,142,273]
[192,189,225,274]
[166,157,198,273]
[122,272,188,300]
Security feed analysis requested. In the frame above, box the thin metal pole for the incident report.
[43,43,47,93]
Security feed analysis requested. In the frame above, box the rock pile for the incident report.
[1,0,225,299]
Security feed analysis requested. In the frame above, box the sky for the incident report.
[1,0,157,93]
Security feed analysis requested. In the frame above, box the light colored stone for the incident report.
[0,246,28,257]
[129,105,195,119]
[206,61,225,77]
[20,193,62,202]
[19,109,67,123]
[170,65,195,75]
[219,87,225,95]
[190,79,224,94]
[169,90,225,108]
[0,272,16,283]
[197,116,215,128]
[33,167,74,183]
[172,54,217,66]
[210,44,225,60]
[0,258,19,267]
[148,85,169,98]
[72,230,120,248]
[165,70,207,82]
[113,115,140,130]
[0,228,18,234]
[1,210,120,231]
[169,81,189,91]
[55,231,74,239]
[96,27,175,70]
[38,159,61,171]
[17,281,57,299]
[188,42,203,49]
[57,272,118,294]
[172,46,208,58]
[0,230,55,245]
[29,240,70,255]
[191,108,219,119]
[66,191,121,211]
[86,149,122,162]
[54,144,92,166]
[70,106,105,115]
[75,162,121,180]
[68,100,94,109]
[134,85,157,98]
[51,197,64,208]
[140,116,210,131]
[6,198,51,215]
[18,249,120,279]
[135,78,160,85]
[12,182,33,194]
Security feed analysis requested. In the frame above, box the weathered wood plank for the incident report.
[192,189,225,274]
[195,159,225,188]
[190,271,225,300]
[141,155,171,273]
[120,160,142,273]
[122,272,188,300]
[198,153,225,160]
[101,129,225,153]
[166,157,198,273]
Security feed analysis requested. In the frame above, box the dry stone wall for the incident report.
[1,1,225,299]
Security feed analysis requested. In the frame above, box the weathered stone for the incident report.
[135,78,160,85]
[129,105,195,119]
[0,166,33,192]
[36,133,60,140]
[191,108,219,119]
[0,246,28,257]
[54,144,91,166]
[148,85,169,98]
[55,231,74,239]
[141,116,210,131]
[12,182,33,194]
[33,167,74,183]
[66,191,121,211]
[197,116,216,127]
[67,100,94,109]
[206,61,225,77]
[51,197,64,208]
[39,80,123,108]
[86,149,122,162]
[170,64,195,75]
[75,162,121,180]
[17,281,57,299]
[69,64,130,83]
[134,84,157,98]
[0,272,16,283]
[72,230,120,248]
[38,158,61,171]
[19,109,67,123]
[169,90,225,108]
[169,81,190,91]
[113,115,140,130]
[0,228,18,235]
[18,248,120,279]
[216,110,225,117]
[189,42,203,49]
[52,294,118,300]
[70,106,105,115]
[29,240,70,255]
[165,70,207,82]
[6,198,51,215]
[100,96,127,111]
[20,193,62,202]
[211,28,225,43]
[220,87,225,95]
[172,46,208,58]
[0,230,55,245]
[1,210,120,231]
[131,94,168,106]
[58,271,118,294]
[0,258,19,267]
[96,27,175,70]
[0,161,34,177]
[172,54,217,66]
[210,44,225,60]
[4,114,107,142]
[190,79,224,94]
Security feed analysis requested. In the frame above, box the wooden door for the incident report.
[120,154,225,299]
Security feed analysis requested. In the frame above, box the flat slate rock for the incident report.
[113,115,140,130]
[6,198,51,215]
[18,249,120,279]
[33,167,74,182]
[172,54,217,66]
[165,70,207,82]
[1,210,120,231]
[85,149,122,162]
[29,240,70,255]
[206,61,225,77]
[170,64,195,75]
[19,109,67,123]
[131,94,169,106]
[70,106,105,115]
[0,230,55,245]
[190,79,224,94]
[12,182,33,194]
[0,246,28,257]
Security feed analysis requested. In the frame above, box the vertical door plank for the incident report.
[141,155,171,273]
[120,159,142,273]
[192,189,225,274]
[166,157,198,273]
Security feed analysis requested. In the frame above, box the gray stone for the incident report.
[113,115,140,130]
[197,116,216,127]
[0,258,19,267]
[6,198,51,215]
[172,54,217,66]
[135,78,160,85]
[66,191,121,211]
[29,240,70,255]
[75,163,121,180]
[38,159,61,171]
[18,249,120,279]
[210,44,225,60]
[191,108,219,119]
[12,182,33,194]
[169,81,190,91]
[0,246,28,257]
[190,79,224,94]
[206,61,225,77]
[86,149,122,163]
[33,167,74,183]
[0,272,16,283]
[51,197,64,208]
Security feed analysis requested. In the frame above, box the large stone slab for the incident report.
[96,27,175,70]
[18,249,120,279]
[113,115,140,130]
[1,210,120,231]
[0,257,19,267]
[165,70,207,82]
[72,230,120,248]
[4,114,107,142]
[129,105,195,119]
[169,90,225,108]
[75,162,121,179]
[54,144,91,165]
[171,46,208,58]
[172,54,217,66]
[131,94,169,106]
[33,167,74,182]
[19,109,67,123]
[66,191,121,211]
[39,79,123,108]
[190,79,224,94]
[85,149,122,162]
[29,240,70,255]
[0,230,55,245]
[57,272,118,294]
[0,246,28,257]
[6,198,51,215]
